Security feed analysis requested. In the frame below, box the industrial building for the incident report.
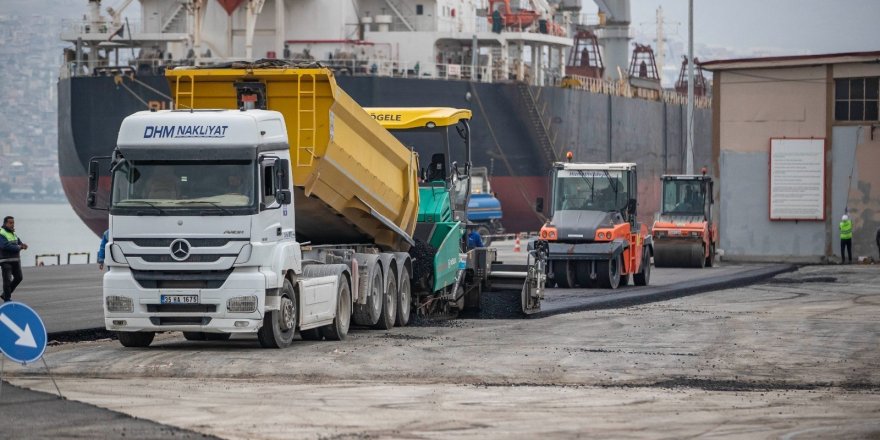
[704,51,880,262]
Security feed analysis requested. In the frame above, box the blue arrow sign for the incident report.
[0,302,47,364]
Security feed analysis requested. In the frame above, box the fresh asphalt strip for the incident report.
[43,264,798,340]
[529,264,798,318]
[0,381,218,439]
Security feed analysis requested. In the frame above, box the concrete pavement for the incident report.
[4,265,879,438]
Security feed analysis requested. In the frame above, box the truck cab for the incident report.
[90,109,352,348]
[454,166,504,245]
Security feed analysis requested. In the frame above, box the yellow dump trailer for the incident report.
[166,67,419,251]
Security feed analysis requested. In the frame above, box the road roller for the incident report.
[533,157,653,289]
[652,170,717,268]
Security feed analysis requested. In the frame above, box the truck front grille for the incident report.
[120,238,247,247]
[132,269,233,289]
[133,254,233,263]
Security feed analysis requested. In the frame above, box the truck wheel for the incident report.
[374,272,397,330]
[553,260,576,288]
[257,280,297,348]
[634,249,651,286]
[706,244,715,267]
[396,267,412,327]
[598,255,621,289]
[300,328,322,341]
[353,268,383,326]
[477,225,492,247]
[321,274,351,341]
[117,331,155,348]
[182,332,206,341]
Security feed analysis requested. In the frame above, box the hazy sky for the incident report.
[586,0,880,58]
[7,0,878,59]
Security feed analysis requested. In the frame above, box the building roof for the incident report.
[702,50,880,71]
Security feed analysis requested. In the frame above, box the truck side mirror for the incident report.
[87,160,100,209]
[274,159,290,190]
[535,197,544,213]
[275,189,292,205]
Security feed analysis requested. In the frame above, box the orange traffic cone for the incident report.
[513,236,521,253]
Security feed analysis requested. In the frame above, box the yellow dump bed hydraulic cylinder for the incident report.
[167,67,419,251]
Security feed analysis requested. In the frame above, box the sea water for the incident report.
[0,202,100,267]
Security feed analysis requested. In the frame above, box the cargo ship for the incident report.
[58,0,712,236]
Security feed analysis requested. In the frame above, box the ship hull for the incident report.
[59,73,711,236]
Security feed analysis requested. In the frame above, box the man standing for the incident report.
[839,214,853,264]
[0,216,28,301]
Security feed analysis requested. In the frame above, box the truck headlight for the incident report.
[106,295,133,313]
[227,295,258,313]
[234,244,252,264]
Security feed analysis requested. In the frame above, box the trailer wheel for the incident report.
[598,255,621,289]
[374,272,397,330]
[321,274,351,341]
[353,267,383,326]
[257,280,297,348]
[117,331,155,348]
[396,267,412,327]
[553,260,576,288]
[634,248,651,286]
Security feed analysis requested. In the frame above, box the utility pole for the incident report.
[685,0,695,175]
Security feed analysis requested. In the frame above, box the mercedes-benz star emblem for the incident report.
[169,239,191,261]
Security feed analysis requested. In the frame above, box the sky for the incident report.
[586,0,880,58]
[8,0,878,57]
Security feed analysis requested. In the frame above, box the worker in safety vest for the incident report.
[839,214,853,264]
[0,216,28,302]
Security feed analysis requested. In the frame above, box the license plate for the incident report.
[161,295,199,304]
[669,229,682,236]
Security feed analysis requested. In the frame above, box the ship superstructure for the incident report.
[57,0,714,236]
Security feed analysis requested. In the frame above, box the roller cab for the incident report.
[652,173,717,268]
[535,162,652,289]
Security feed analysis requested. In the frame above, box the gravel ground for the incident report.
[5,265,879,439]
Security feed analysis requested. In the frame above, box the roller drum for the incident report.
[654,241,705,268]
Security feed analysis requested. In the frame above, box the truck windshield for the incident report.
[662,180,705,215]
[554,169,628,212]
[111,160,257,215]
